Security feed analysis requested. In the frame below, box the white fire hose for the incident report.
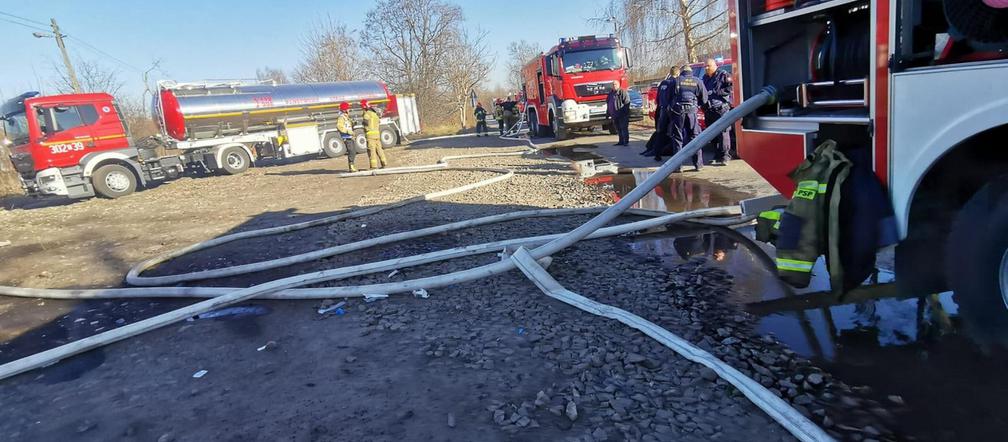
[0,86,831,441]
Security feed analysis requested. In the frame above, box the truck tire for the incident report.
[352,129,369,154]
[379,126,398,148]
[527,112,540,138]
[92,164,137,199]
[322,132,347,158]
[551,113,569,140]
[946,176,1008,346]
[221,146,250,175]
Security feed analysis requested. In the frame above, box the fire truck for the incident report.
[520,35,632,140]
[730,1,1008,321]
[0,80,406,199]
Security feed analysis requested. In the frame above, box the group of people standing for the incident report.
[473,97,520,137]
[335,100,388,172]
[643,58,734,171]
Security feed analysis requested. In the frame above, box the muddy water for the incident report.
[586,169,751,213]
[627,225,1008,441]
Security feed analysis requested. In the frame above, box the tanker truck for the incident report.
[0,79,405,199]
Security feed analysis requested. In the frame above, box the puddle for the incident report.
[629,225,1008,440]
[541,146,603,162]
[587,169,749,213]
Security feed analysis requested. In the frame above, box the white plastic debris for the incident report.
[363,294,389,303]
[257,341,277,352]
[0,240,11,247]
[192,369,208,378]
[360,223,367,228]
[412,288,429,299]
[387,270,399,278]
[317,301,346,315]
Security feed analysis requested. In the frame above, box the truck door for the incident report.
[35,103,110,168]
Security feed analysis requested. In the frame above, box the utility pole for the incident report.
[34,18,81,93]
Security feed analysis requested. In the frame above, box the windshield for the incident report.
[2,111,30,145]
[561,48,622,73]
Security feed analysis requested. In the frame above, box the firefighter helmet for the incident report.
[359,99,369,108]
[339,102,350,112]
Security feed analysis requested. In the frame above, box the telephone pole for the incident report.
[33,18,81,93]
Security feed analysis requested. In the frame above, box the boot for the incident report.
[349,164,358,172]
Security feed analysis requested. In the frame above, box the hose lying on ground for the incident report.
[0,86,831,441]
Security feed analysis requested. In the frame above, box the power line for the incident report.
[0,16,49,32]
[0,10,48,27]
[66,36,145,73]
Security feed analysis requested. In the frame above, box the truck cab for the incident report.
[522,35,632,139]
[1,91,181,199]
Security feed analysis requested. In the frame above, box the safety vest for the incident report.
[336,113,353,135]
[362,108,381,137]
[756,140,851,288]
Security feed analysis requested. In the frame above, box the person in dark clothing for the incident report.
[702,59,733,165]
[656,65,708,171]
[642,67,678,156]
[606,81,631,146]
[474,102,489,137]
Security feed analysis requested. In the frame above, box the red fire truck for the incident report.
[730,1,1008,317]
[520,35,632,140]
[1,80,404,199]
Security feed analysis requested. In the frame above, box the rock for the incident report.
[699,367,718,382]
[397,409,414,420]
[76,420,96,433]
[862,425,881,436]
[565,400,579,421]
[157,433,175,442]
[548,405,564,416]
[517,416,531,427]
[887,395,905,406]
[493,409,506,425]
[447,412,456,428]
[345,356,357,363]
[793,394,815,406]
[591,427,607,440]
[806,373,824,387]
[534,390,550,407]
[510,412,521,424]
[675,414,689,423]
[625,353,646,364]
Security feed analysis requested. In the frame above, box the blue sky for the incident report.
[0,0,610,101]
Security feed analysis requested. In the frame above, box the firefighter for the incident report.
[656,65,708,171]
[336,102,357,172]
[474,102,489,137]
[502,96,520,134]
[493,98,505,135]
[702,58,733,165]
[642,67,678,157]
[359,99,387,169]
[606,80,631,146]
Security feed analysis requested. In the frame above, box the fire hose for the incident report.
[0,86,832,441]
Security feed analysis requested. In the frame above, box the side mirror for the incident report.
[623,48,632,69]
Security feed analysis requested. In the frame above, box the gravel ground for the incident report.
[0,135,899,441]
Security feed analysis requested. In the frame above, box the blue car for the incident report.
[628,88,644,122]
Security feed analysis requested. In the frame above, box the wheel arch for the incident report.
[80,151,146,187]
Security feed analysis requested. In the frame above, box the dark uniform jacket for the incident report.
[606,88,631,119]
[703,69,732,111]
[673,73,707,107]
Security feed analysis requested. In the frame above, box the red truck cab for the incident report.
[521,35,631,139]
[2,91,181,199]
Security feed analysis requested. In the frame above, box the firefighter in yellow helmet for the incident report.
[359,99,388,169]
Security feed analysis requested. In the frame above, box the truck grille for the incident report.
[574,82,613,98]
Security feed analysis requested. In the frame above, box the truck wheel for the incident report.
[551,114,569,140]
[379,126,398,148]
[946,177,1008,346]
[352,129,369,154]
[322,132,347,158]
[221,146,250,175]
[92,164,137,199]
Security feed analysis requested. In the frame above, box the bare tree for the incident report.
[444,29,493,128]
[51,59,124,95]
[256,66,288,84]
[361,0,464,120]
[593,0,728,76]
[506,40,540,93]
[292,17,359,83]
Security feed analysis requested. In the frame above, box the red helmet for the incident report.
[359,99,369,108]
[339,102,350,112]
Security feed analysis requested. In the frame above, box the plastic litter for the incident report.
[317,301,347,315]
[412,288,429,299]
[364,294,389,303]
[192,369,207,378]
[257,341,278,352]
[387,270,399,278]
[516,327,526,336]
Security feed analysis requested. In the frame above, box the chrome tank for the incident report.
[155,80,391,141]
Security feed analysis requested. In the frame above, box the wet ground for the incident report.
[623,222,1008,441]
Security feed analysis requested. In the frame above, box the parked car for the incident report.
[628,88,644,122]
